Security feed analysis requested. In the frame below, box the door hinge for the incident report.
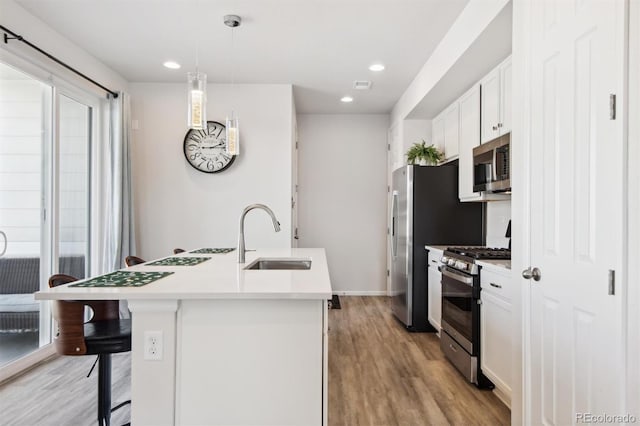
[42,208,46,222]
[387,227,390,235]
[608,269,615,295]
[387,143,390,151]
[296,141,299,149]
[609,94,616,120]
[387,185,390,193]
[387,269,390,277]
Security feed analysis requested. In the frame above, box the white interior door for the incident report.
[527,1,626,424]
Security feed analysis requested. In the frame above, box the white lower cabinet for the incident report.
[426,248,443,332]
[480,266,512,407]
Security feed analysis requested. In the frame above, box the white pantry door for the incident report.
[527,0,626,424]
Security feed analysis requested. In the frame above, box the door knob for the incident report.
[522,267,541,281]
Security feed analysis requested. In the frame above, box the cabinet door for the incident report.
[427,265,441,331]
[480,68,500,144]
[443,103,459,159]
[458,85,480,200]
[431,114,445,154]
[480,290,512,402]
[499,57,512,135]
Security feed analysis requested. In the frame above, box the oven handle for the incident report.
[441,267,474,286]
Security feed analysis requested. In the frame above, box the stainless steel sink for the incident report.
[244,258,312,270]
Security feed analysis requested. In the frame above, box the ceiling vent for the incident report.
[353,80,372,90]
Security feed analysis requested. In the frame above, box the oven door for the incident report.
[440,266,475,354]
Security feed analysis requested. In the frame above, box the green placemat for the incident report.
[190,248,236,254]
[70,271,174,288]
[147,256,211,266]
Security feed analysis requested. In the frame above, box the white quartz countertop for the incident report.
[35,248,332,301]
[424,245,449,253]
[476,259,512,271]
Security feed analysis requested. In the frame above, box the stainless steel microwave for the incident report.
[473,133,511,193]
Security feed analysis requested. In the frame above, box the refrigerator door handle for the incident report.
[391,191,398,258]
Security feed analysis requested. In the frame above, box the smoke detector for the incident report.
[353,80,372,90]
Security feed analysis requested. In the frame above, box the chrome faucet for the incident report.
[238,204,281,263]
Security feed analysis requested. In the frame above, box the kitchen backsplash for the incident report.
[486,200,511,248]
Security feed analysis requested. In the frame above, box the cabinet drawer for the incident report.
[480,267,512,300]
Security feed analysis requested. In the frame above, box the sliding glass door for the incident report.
[0,62,52,367]
[0,61,94,369]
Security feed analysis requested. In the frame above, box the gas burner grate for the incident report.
[446,247,511,260]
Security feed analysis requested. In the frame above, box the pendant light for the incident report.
[187,39,207,129]
[224,14,241,155]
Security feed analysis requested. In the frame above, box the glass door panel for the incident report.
[0,62,52,367]
[57,95,90,280]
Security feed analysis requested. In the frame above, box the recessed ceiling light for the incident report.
[341,96,354,103]
[163,61,181,70]
[369,63,385,72]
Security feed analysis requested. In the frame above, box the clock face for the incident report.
[183,121,236,173]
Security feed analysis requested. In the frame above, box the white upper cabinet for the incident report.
[431,114,445,155]
[499,57,512,135]
[443,103,459,159]
[481,56,511,144]
[480,68,501,143]
[458,85,481,201]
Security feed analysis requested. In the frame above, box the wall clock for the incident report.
[183,121,236,173]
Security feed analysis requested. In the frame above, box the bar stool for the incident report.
[124,256,145,267]
[48,274,131,426]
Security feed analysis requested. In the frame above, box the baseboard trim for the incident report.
[0,344,57,385]
[333,291,388,296]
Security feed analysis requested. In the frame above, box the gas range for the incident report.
[441,247,511,275]
[439,246,509,388]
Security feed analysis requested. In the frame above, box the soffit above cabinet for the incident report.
[407,2,512,120]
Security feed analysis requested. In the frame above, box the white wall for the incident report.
[129,83,294,260]
[297,114,388,295]
[486,200,511,248]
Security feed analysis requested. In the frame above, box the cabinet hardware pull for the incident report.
[490,282,502,288]
[497,122,503,128]
[449,344,458,353]
[492,125,498,131]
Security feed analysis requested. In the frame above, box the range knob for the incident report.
[441,256,449,264]
[455,261,468,271]
[448,258,456,266]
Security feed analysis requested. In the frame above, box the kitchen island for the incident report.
[35,248,332,426]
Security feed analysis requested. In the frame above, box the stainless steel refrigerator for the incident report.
[390,164,483,332]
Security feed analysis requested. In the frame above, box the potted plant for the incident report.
[406,140,444,166]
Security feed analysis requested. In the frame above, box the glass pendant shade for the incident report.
[187,71,207,129]
[226,114,239,155]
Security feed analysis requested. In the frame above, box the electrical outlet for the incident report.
[144,330,163,361]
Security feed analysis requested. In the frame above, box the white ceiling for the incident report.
[15,0,469,114]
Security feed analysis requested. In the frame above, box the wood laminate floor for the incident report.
[328,296,509,426]
[0,296,509,425]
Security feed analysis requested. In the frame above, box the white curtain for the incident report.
[99,92,136,316]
